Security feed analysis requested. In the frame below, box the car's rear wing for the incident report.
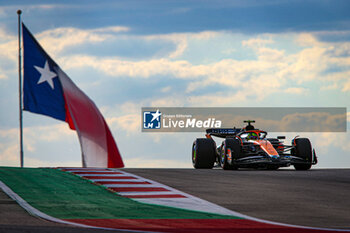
[206,128,242,138]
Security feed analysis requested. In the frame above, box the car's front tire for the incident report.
[293,138,313,170]
[192,138,216,169]
[220,138,240,170]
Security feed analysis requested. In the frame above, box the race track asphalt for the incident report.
[123,168,350,230]
[1,168,349,232]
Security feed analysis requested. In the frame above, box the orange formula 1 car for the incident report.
[192,120,317,170]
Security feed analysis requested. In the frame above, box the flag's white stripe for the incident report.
[57,68,109,168]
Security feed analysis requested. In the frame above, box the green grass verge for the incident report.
[0,167,241,220]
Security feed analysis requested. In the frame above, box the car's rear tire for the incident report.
[220,138,240,170]
[192,138,216,169]
[293,138,313,170]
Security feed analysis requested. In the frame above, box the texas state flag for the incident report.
[22,23,124,168]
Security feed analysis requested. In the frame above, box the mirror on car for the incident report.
[277,136,286,140]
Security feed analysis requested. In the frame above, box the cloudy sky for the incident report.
[0,0,349,168]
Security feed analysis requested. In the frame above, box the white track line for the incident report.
[89,179,143,182]
[117,191,180,196]
[104,184,163,188]
[109,169,241,216]
[60,169,109,172]
[69,171,118,173]
[91,179,147,183]
[77,174,130,177]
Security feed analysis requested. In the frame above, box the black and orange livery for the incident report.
[192,120,317,170]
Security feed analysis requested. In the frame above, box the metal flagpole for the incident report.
[17,9,24,168]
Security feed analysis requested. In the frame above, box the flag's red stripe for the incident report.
[123,194,186,198]
[110,187,169,192]
[64,219,327,233]
[105,120,124,168]
[96,181,150,185]
[73,171,122,175]
[64,99,76,130]
[83,176,137,180]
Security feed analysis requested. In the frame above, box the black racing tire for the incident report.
[192,138,216,169]
[293,138,313,170]
[267,165,280,170]
[220,138,240,170]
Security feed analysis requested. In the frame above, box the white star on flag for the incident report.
[151,109,162,122]
[34,60,57,89]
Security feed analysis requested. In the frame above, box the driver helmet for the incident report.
[247,132,258,140]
